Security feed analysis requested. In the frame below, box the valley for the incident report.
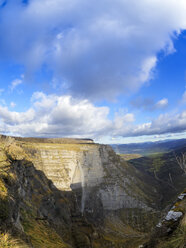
[0,135,185,248]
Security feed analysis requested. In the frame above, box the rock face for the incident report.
[21,141,156,214]
[0,135,185,248]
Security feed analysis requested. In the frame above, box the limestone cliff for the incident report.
[0,135,185,248]
[21,141,156,211]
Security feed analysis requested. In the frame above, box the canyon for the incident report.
[0,135,185,247]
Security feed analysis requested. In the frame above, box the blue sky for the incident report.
[0,0,186,144]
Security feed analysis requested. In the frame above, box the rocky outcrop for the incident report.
[15,139,160,225]
[143,191,186,248]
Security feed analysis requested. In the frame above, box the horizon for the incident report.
[1,132,186,145]
[0,0,186,144]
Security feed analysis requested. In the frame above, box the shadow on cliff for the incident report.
[0,158,94,248]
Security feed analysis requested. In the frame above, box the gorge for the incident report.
[0,135,185,248]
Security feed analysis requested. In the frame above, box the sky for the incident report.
[0,0,186,144]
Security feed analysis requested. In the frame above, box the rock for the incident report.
[165,210,183,221]
[178,193,186,200]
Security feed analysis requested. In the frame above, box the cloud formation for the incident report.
[155,98,168,109]
[9,75,24,92]
[0,92,112,137]
[0,0,186,99]
[126,111,186,137]
[0,92,185,139]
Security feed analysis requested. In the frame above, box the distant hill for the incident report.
[127,145,186,208]
[111,138,186,155]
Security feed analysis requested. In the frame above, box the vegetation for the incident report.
[111,139,186,155]
[0,232,23,248]
[175,152,186,174]
[21,208,70,248]
[0,135,185,248]
[129,149,186,208]
[161,225,186,248]
[119,154,142,161]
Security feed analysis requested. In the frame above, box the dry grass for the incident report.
[158,225,186,248]
[21,209,71,248]
[119,154,142,161]
[0,232,27,248]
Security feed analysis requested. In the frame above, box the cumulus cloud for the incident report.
[0,92,185,139]
[0,92,112,137]
[0,0,186,99]
[155,98,168,109]
[0,106,35,125]
[123,111,186,137]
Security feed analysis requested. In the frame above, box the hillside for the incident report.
[0,135,185,247]
[111,139,186,155]
[143,191,186,248]
[127,147,186,208]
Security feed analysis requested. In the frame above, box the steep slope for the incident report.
[143,191,186,248]
[129,147,186,208]
[17,137,160,223]
[0,144,73,247]
[0,135,185,247]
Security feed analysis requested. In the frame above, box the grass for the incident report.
[0,172,9,221]
[21,206,71,248]
[119,154,142,161]
[0,232,27,248]
[93,214,149,248]
[0,142,71,247]
[158,225,186,248]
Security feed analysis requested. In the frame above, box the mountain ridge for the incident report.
[111,138,186,155]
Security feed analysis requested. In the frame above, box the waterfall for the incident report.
[78,162,86,214]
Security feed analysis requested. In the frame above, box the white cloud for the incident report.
[0,106,35,125]
[1,1,186,99]
[0,92,112,137]
[114,112,135,130]
[9,78,23,91]
[155,98,168,109]
[10,102,16,108]
[118,111,186,137]
[0,92,185,139]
